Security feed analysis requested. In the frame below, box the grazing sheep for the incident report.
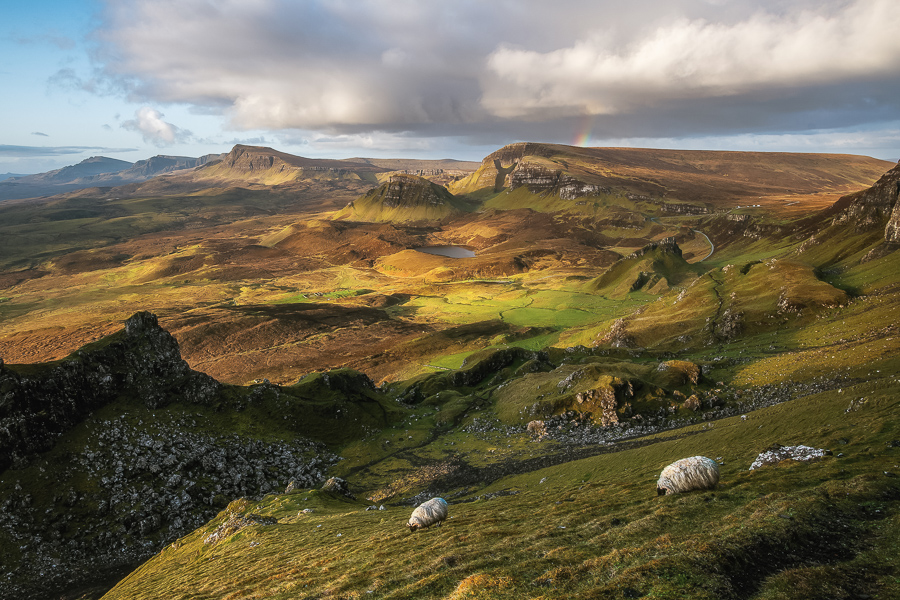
[407,497,449,531]
[656,456,720,496]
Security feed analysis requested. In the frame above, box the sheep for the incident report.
[407,497,449,531]
[656,456,720,495]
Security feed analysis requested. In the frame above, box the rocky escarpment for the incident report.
[336,174,464,222]
[508,164,610,200]
[826,160,900,261]
[0,312,370,600]
[0,311,221,472]
[627,236,682,259]
[376,174,455,209]
[833,161,900,232]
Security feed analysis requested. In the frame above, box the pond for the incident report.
[413,245,475,258]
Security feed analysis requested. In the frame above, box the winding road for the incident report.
[647,215,715,262]
[693,229,715,262]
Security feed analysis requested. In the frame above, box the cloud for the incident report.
[121,107,191,145]
[89,0,900,152]
[481,0,900,119]
[0,145,138,157]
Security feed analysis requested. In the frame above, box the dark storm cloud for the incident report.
[91,0,900,150]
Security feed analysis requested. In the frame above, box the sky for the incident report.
[2,0,900,175]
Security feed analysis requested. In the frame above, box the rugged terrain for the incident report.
[1,143,899,599]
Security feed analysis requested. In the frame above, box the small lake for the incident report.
[413,245,475,258]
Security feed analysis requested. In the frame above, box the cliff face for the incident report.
[885,191,900,243]
[0,312,220,472]
[833,161,900,232]
[450,143,611,200]
[378,174,454,208]
[336,174,464,222]
[0,312,389,600]
[508,164,609,200]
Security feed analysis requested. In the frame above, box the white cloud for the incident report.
[481,0,900,118]
[121,107,191,145]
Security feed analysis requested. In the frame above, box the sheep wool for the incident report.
[656,456,720,495]
[407,497,449,531]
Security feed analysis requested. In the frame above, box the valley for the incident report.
[1,143,899,599]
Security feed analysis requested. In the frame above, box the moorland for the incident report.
[1,142,899,600]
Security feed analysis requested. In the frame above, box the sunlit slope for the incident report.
[333,174,470,222]
[587,237,702,299]
[193,144,388,185]
[100,376,900,600]
[450,142,893,216]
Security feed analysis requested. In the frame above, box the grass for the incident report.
[100,377,900,600]
[4,145,900,599]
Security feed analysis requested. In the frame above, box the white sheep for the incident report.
[656,456,720,495]
[407,497,449,531]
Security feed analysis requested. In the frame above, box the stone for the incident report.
[321,477,354,498]
[682,395,701,412]
[749,444,832,470]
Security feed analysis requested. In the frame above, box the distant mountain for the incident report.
[193,145,389,185]
[9,155,132,185]
[110,153,222,180]
[0,172,29,182]
[0,154,223,201]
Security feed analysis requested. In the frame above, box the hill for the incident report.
[193,145,389,186]
[587,236,701,298]
[333,174,470,222]
[0,155,224,202]
[1,142,900,598]
[450,142,894,217]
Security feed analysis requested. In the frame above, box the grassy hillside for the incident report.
[101,369,900,600]
[333,174,472,223]
[2,143,900,599]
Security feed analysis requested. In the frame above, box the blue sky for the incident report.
[3,0,900,175]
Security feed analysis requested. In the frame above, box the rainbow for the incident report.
[573,115,594,147]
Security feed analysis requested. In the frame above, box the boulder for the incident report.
[749,443,832,470]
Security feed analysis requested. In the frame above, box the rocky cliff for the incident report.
[0,312,390,600]
[334,174,465,222]
[833,161,900,232]
[0,312,220,472]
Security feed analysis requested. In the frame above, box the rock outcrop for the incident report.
[508,164,608,199]
[335,174,464,222]
[833,161,900,232]
[0,312,351,600]
[0,311,220,472]
[627,237,682,259]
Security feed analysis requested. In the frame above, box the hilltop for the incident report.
[333,173,471,223]
[1,142,899,599]
[451,142,892,217]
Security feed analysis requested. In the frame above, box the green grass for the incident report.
[100,378,900,600]
[272,289,375,304]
